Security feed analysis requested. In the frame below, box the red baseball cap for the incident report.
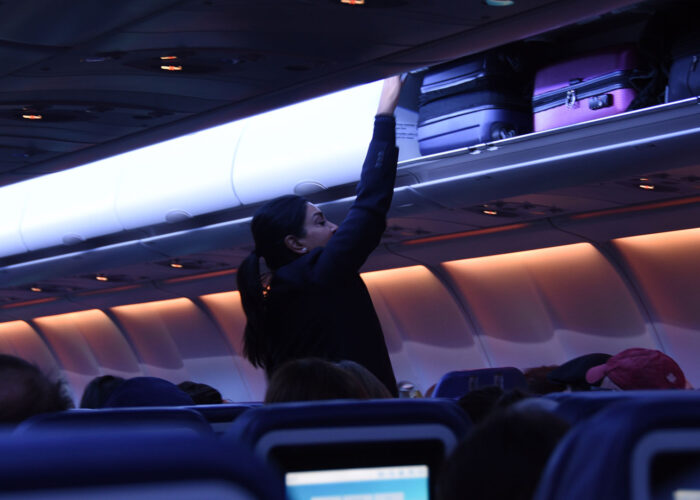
[585,348,686,390]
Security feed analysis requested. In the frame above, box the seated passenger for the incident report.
[102,376,194,407]
[337,360,393,399]
[437,409,570,500]
[177,381,224,405]
[457,386,503,424]
[585,348,689,390]
[264,358,369,403]
[0,354,72,424]
[524,365,566,394]
[80,375,125,408]
[547,352,612,391]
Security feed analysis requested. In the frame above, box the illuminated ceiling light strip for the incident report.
[160,65,182,71]
[22,114,43,120]
[341,0,365,4]
[570,195,700,220]
[163,268,236,284]
[402,223,530,246]
[0,297,57,309]
[639,184,655,190]
[77,285,141,297]
[160,56,178,60]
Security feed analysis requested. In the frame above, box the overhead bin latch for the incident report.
[566,89,577,108]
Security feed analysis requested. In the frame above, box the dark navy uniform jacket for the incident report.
[263,115,399,396]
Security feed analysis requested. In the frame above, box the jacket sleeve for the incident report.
[310,115,398,284]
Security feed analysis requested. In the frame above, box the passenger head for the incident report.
[547,353,612,391]
[238,195,336,369]
[102,377,194,408]
[80,375,126,408]
[436,409,570,500]
[457,386,503,424]
[264,358,369,403]
[524,365,566,395]
[585,348,687,390]
[177,381,223,405]
[337,360,393,399]
[0,354,73,424]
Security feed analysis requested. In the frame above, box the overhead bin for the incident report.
[115,121,245,229]
[0,182,29,258]
[232,81,386,205]
[20,157,124,252]
[402,98,700,209]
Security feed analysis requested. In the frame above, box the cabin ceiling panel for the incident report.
[612,227,700,386]
[441,243,660,368]
[0,320,59,379]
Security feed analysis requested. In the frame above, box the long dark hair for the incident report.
[237,195,308,369]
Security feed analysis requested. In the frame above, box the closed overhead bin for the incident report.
[20,158,124,252]
[115,121,245,230]
[232,80,385,205]
[0,182,29,258]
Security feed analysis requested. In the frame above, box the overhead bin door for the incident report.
[0,182,29,258]
[20,157,124,252]
[115,121,245,230]
[232,81,383,205]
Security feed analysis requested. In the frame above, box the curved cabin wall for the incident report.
[0,233,698,403]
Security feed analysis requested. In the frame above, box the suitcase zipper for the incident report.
[533,70,633,112]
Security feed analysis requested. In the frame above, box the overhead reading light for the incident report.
[484,0,514,5]
[160,56,178,60]
[483,209,499,215]
[341,0,365,4]
[170,261,184,269]
[22,114,43,120]
[95,274,109,282]
[30,286,42,292]
[639,184,655,190]
[160,65,183,71]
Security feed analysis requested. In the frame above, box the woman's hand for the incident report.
[376,75,404,116]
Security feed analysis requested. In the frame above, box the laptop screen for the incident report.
[286,465,429,500]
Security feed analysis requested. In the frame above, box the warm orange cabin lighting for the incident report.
[96,275,109,282]
[160,56,178,60]
[160,65,182,71]
[402,223,529,246]
[482,210,499,215]
[341,0,365,4]
[613,226,700,248]
[33,309,103,324]
[22,114,42,120]
[30,287,42,292]
[111,297,196,318]
[639,184,655,190]
[170,262,184,269]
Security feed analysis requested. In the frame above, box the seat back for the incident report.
[14,407,213,435]
[227,399,471,500]
[185,403,260,434]
[0,431,284,499]
[433,367,528,398]
[534,391,700,500]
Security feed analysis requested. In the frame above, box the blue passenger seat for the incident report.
[533,391,700,500]
[226,398,470,494]
[14,407,213,435]
[185,403,260,434]
[0,431,284,499]
[433,367,528,398]
[544,390,659,424]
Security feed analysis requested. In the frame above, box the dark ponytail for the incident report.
[237,195,308,369]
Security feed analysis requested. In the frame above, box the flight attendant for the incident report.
[237,76,403,396]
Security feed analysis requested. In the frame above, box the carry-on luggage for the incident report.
[417,51,532,155]
[667,33,700,102]
[532,46,639,132]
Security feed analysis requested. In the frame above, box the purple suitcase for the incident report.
[532,47,639,132]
